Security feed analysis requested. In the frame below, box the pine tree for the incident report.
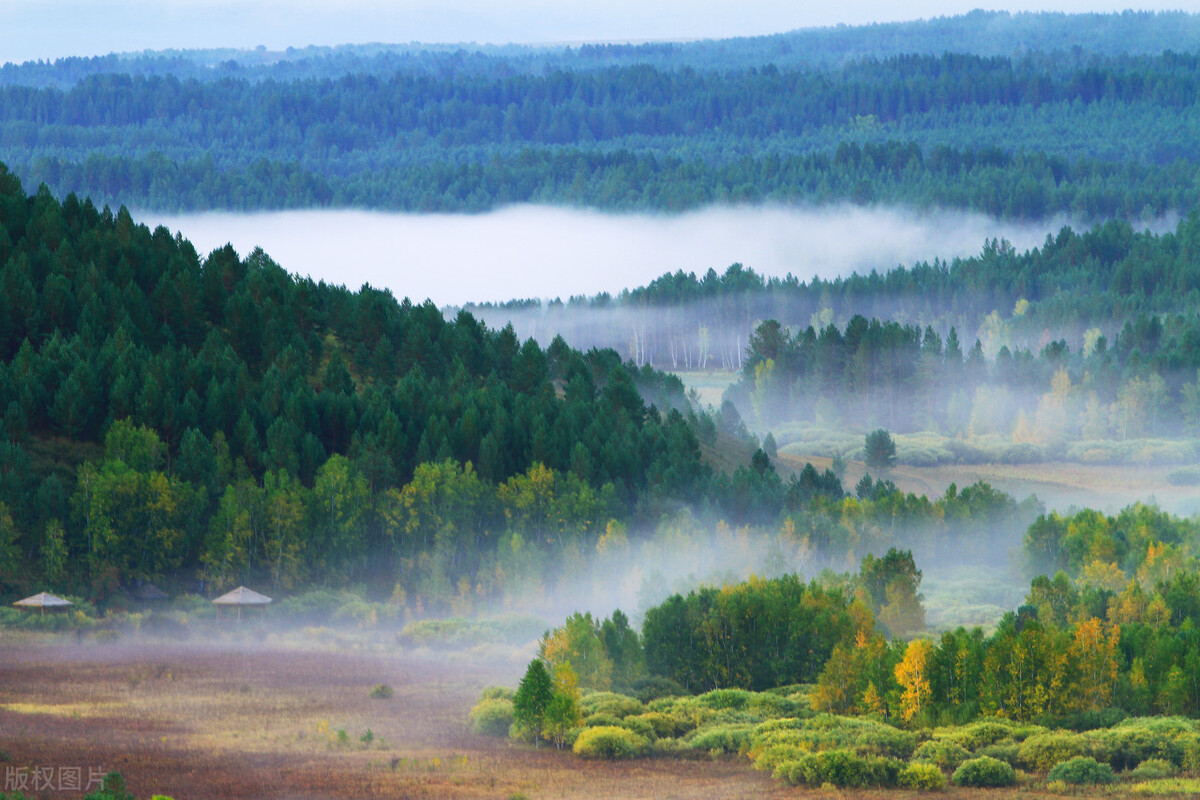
[512,658,554,746]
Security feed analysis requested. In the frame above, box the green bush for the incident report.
[976,743,1021,765]
[626,712,681,739]
[1057,707,1128,732]
[580,692,644,719]
[632,675,688,703]
[1047,756,1115,785]
[935,720,1015,750]
[82,771,134,800]
[274,589,355,623]
[398,617,498,647]
[753,743,809,772]
[1167,466,1200,486]
[583,713,623,728]
[479,686,513,701]
[1087,717,1200,770]
[747,692,803,719]
[469,698,514,737]
[774,749,902,788]
[696,688,754,710]
[1018,731,1087,771]
[912,739,971,771]
[898,762,948,791]
[572,725,648,759]
[369,683,394,699]
[618,716,657,741]
[952,756,1017,787]
[688,723,755,754]
[170,593,216,617]
[1129,778,1200,794]
[1131,758,1176,780]
[749,713,917,760]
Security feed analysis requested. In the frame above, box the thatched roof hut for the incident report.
[14,592,72,615]
[212,586,272,621]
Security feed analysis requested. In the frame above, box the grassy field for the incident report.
[0,635,785,800]
[4,633,1200,798]
[672,370,737,411]
[776,452,1200,516]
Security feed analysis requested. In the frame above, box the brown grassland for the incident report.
[0,633,1182,799]
[0,635,791,800]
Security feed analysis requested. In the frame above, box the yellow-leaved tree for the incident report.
[894,638,935,725]
[1068,617,1120,713]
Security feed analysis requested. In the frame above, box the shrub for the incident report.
[688,723,754,754]
[912,739,971,771]
[583,713,623,728]
[1047,756,1115,785]
[898,762,948,791]
[1129,778,1200,794]
[479,686,514,701]
[83,771,134,800]
[579,692,643,718]
[747,693,803,719]
[469,698,515,737]
[618,716,657,742]
[1057,707,1128,731]
[935,720,1014,750]
[976,743,1021,765]
[572,725,648,759]
[1131,758,1176,780]
[749,713,917,760]
[632,676,688,703]
[274,589,354,623]
[952,756,1018,787]
[1018,731,1086,771]
[753,743,810,772]
[626,712,680,739]
[774,749,902,788]
[1167,466,1200,486]
[369,683,394,699]
[696,688,753,710]
[1087,717,1200,770]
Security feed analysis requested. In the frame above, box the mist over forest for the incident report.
[141,203,1081,306]
[4,11,1200,800]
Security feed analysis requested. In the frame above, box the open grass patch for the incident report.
[1130,778,1200,795]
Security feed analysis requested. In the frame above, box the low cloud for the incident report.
[143,203,1094,306]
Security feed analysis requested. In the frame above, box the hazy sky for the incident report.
[1,1,1189,64]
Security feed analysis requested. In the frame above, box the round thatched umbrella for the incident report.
[14,592,73,616]
[212,586,272,622]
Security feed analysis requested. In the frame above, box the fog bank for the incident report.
[143,204,1085,306]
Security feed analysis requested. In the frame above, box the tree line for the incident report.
[0,166,723,602]
[534,501,1200,725]
[5,43,1200,216]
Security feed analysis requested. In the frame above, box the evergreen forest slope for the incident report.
[2,12,1200,218]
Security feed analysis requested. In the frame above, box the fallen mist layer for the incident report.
[141,204,1089,306]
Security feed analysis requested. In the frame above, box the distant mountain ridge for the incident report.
[4,11,1200,87]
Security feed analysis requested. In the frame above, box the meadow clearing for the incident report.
[5,633,1199,799]
[0,634,787,800]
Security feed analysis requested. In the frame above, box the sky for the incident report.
[0,1,1190,64]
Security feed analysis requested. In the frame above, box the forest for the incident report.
[4,10,1200,800]
[0,165,1047,608]
[3,24,1200,216]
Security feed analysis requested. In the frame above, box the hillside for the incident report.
[3,13,1200,217]
[0,166,724,601]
